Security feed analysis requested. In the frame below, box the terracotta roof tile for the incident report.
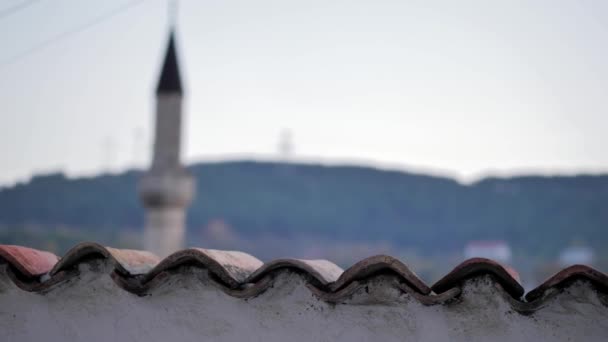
[144,248,263,288]
[1,243,607,313]
[0,245,58,278]
[431,258,524,299]
[330,255,431,295]
[247,258,343,287]
[525,265,608,302]
[51,242,160,276]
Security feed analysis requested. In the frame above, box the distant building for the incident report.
[464,240,512,264]
[559,246,594,266]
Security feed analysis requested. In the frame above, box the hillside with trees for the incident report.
[0,161,607,260]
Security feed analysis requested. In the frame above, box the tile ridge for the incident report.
[2,243,607,313]
[143,248,263,289]
[330,254,431,295]
[525,264,608,302]
[246,258,343,287]
[51,242,160,276]
[431,257,524,299]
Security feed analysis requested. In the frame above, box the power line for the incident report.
[0,0,145,69]
[0,0,41,20]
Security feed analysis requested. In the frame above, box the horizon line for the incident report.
[3,154,608,188]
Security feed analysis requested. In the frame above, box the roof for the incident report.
[1,243,606,312]
[156,32,183,94]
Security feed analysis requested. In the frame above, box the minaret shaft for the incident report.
[152,94,183,170]
[143,207,186,257]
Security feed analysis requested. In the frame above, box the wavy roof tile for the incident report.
[431,257,524,298]
[0,245,58,277]
[144,248,263,288]
[525,264,608,302]
[1,243,607,313]
[51,242,159,276]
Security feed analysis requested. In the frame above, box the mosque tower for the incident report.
[138,31,195,257]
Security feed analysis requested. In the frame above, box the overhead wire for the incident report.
[0,0,146,69]
[0,0,41,20]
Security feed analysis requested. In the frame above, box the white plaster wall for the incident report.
[0,262,607,342]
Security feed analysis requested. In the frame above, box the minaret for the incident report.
[138,31,195,257]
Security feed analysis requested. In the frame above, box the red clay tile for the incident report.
[3,243,608,314]
[144,248,263,288]
[103,247,160,275]
[431,258,524,299]
[525,265,608,302]
[247,259,344,286]
[51,242,160,276]
[0,245,58,278]
[330,255,431,295]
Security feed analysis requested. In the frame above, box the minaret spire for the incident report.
[156,32,182,94]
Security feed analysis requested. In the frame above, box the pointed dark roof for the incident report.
[156,32,183,94]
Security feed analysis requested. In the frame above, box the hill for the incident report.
[0,161,607,257]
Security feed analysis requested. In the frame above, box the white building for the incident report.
[464,240,512,264]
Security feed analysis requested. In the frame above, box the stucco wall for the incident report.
[1,260,606,342]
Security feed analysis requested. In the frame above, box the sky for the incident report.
[1,0,608,185]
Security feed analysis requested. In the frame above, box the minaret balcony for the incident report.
[138,170,195,208]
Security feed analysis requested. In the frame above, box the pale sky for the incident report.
[1,0,607,185]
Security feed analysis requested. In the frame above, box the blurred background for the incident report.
[1,0,608,289]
